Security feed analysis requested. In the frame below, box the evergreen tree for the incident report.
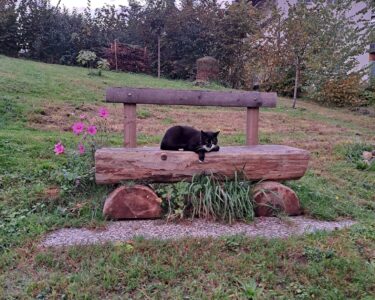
[0,0,19,56]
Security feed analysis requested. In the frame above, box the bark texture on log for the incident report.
[106,87,277,108]
[253,181,301,217]
[95,145,310,184]
[103,185,162,219]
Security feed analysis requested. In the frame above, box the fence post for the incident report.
[246,107,259,145]
[124,104,137,147]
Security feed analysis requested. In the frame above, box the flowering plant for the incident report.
[54,106,110,157]
[53,106,111,195]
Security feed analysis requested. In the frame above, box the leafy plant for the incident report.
[76,50,97,74]
[53,107,111,195]
[96,58,110,76]
[303,246,335,262]
[155,182,190,220]
[156,173,255,223]
[189,173,254,223]
[337,142,374,171]
[53,151,95,196]
[238,279,263,300]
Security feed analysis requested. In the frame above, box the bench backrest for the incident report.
[106,87,277,147]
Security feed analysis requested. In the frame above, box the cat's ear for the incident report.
[214,131,220,137]
[201,130,207,136]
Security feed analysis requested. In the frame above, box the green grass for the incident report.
[1,55,375,298]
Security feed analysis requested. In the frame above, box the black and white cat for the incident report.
[160,125,220,162]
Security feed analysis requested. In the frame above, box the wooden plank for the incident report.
[106,87,277,108]
[246,108,259,145]
[124,104,136,147]
[95,145,310,184]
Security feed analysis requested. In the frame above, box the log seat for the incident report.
[95,145,310,184]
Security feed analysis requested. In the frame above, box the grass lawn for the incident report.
[0,55,375,299]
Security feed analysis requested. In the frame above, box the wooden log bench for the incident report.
[96,87,310,219]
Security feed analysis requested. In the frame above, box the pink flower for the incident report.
[79,114,87,119]
[87,125,97,136]
[54,142,65,155]
[98,107,109,119]
[78,143,85,154]
[72,122,85,135]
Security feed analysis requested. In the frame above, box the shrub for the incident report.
[76,50,97,69]
[318,75,367,107]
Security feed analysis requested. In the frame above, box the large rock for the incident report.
[103,185,162,219]
[362,151,373,161]
[253,181,301,217]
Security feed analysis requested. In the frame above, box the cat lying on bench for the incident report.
[161,125,220,162]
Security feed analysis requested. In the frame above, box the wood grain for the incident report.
[106,87,277,108]
[123,104,136,147]
[95,145,310,184]
[246,108,259,145]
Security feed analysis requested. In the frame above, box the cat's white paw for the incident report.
[199,160,204,163]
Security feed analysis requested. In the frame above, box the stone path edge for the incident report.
[41,216,356,248]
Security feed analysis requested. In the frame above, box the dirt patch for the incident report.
[28,103,98,132]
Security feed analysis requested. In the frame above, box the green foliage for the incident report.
[76,50,97,69]
[0,0,19,56]
[53,151,96,196]
[189,174,254,223]
[303,246,335,262]
[156,173,255,223]
[286,171,366,220]
[212,1,262,88]
[156,181,190,220]
[137,108,152,119]
[0,96,24,127]
[361,91,375,106]
[96,58,110,71]
[237,279,264,300]
[337,142,375,171]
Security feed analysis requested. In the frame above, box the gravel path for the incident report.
[41,217,356,247]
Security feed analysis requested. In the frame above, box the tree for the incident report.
[283,1,321,108]
[214,0,262,88]
[305,0,372,99]
[282,0,372,108]
[0,0,19,56]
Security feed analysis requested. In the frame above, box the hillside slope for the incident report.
[0,55,221,105]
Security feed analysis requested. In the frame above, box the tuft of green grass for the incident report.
[161,117,175,125]
[286,171,371,220]
[137,108,153,119]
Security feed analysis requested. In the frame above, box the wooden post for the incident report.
[246,107,259,146]
[124,104,137,148]
[157,35,161,78]
[114,39,118,72]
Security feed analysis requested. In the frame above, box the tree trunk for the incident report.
[157,35,161,78]
[292,56,299,109]
[103,185,162,219]
[95,145,310,184]
[114,39,118,72]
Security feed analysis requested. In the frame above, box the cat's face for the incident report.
[201,130,220,150]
